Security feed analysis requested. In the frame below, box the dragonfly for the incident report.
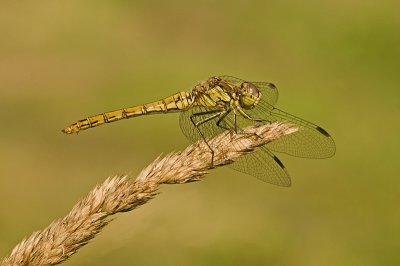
[62,76,335,186]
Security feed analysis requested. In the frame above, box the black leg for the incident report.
[233,112,237,133]
[216,109,231,130]
[236,106,270,123]
[190,109,219,118]
[190,110,224,167]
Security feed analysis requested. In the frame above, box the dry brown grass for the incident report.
[0,122,297,266]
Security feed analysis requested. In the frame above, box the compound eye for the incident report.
[247,82,260,97]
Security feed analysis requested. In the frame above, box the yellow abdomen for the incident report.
[62,91,193,134]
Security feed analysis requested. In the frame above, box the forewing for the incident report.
[243,92,336,158]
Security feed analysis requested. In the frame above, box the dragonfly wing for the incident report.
[217,75,245,85]
[267,107,336,158]
[251,81,279,107]
[229,146,291,186]
[180,76,334,185]
[180,106,290,186]
[240,90,336,158]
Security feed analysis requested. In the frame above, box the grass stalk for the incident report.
[0,122,297,266]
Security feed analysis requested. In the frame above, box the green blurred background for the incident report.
[0,1,399,265]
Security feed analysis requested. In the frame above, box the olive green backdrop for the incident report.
[0,1,399,265]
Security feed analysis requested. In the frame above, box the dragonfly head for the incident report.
[239,82,262,109]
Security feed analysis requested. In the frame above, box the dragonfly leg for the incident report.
[231,106,271,141]
[233,112,238,133]
[216,107,260,135]
[236,106,267,123]
[190,110,222,126]
[190,110,225,167]
[215,109,231,131]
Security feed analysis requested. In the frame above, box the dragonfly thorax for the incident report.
[239,82,262,110]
